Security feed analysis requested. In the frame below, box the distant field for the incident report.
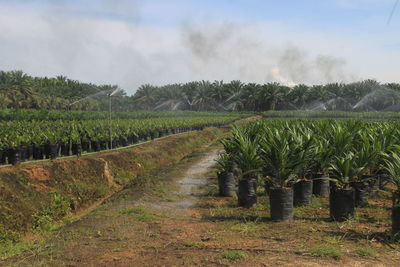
[263,110,400,119]
[0,110,248,165]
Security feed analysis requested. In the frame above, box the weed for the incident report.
[310,244,343,259]
[221,250,247,261]
[0,225,20,243]
[118,207,137,215]
[356,246,377,257]
[33,192,70,232]
[115,170,134,185]
[118,206,155,222]
[182,241,206,249]
[324,236,344,246]
[208,205,235,219]
[148,232,160,238]
[230,221,260,235]
[0,239,40,261]
[137,213,154,222]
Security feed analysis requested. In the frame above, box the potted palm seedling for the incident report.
[350,134,377,207]
[43,129,60,160]
[383,148,400,236]
[230,127,263,208]
[261,127,299,221]
[311,136,332,197]
[330,152,367,221]
[292,128,315,207]
[216,153,236,197]
[7,132,22,165]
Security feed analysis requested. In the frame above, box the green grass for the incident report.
[323,236,344,246]
[118,207,137,215]
[136,212,155,222]
[221,250,247,261]
[230,221,261,235]
[118,206,155,222]
[182,241,206,249]
[310,244,343,259]
[356,246,377,257]
[0,239,42,261]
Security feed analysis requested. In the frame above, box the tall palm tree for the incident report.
[132,84,158,110]
[259,83,286,111]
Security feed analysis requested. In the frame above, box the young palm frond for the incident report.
[383,148,400,193]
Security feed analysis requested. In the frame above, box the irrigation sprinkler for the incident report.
[67,87,121,150]
[107,87,121,150]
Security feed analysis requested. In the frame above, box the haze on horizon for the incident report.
[0,0,399,95]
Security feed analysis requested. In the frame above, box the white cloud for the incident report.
[0,2,400,95]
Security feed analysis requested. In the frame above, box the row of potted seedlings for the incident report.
[0,117,235,165]
[217,119,400,236]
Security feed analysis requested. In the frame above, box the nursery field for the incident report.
[0,110,246,165]
[2,115,400,266]
[2,127,400,266]
[219,119,400,225]
[263,110,400,119]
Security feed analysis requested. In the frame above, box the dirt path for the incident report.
[4,147,400,267]
[144,149,220,212]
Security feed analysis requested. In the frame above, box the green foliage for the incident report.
[221,250,247,261]
[383,148,400,190]
[2,70,400,112]
[33,192,70,232]
[182,241,206,249]
[356,246,377,257]
[310,244,343,259]
[330,152,367,189]
[220,118,400,190]
[117,206,155,222]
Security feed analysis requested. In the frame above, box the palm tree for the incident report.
[132,84,158,110]
[259,83,285,110]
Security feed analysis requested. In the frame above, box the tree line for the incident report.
[1,70,400,112]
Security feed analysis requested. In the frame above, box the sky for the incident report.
[0,0,399,94]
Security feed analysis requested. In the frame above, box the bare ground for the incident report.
[3,146,400,267]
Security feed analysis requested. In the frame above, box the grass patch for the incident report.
[221,250,247,261]
[154,187,167,198]
[137,212,155,222]
[323,236,344,246]
[118,206,155,222]
[310,244,343,259]
[208,205,235,219]
[163,198,177,202]
[33,192,71,232]
[0,239,40,261]
[182,241,206,249]
[230,221,261,235]
[356,246,377,257]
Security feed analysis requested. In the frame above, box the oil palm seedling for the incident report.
[216,153,236,197]
[382,148,400,236]
[350,133,379,207]
[311,136,332,197]
[260,126,300,221]
[291,127,315,207]
[229,126,263,208]
[0,114,241,165]
[330,151,368,221]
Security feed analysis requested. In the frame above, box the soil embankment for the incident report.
[0,127,225,242]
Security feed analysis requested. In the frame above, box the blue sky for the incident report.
[0,0,399,93]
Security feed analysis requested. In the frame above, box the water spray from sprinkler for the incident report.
[388,0,399,25]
